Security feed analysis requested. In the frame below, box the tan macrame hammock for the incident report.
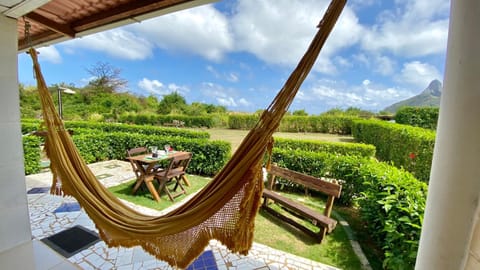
[29,0,345,268]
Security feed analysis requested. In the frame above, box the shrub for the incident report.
[352,119,435,182]
[227,114,359,134]
[118,113,215,128]
[72,130,230,176]
[395,107,439,130]
[64,121,210,139]
[23,135,42,175]
[274,137,375,157]
[227,114,259,129]
[279,115,358,134]
[271,148,427,269]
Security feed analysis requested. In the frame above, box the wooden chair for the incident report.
[126,147,149,181]
[126,147,163,193]
[154,152,192,201]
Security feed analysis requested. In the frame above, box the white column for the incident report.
[0,15,32,253]
[415,1,480,269]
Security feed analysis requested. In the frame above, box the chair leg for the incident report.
[157,178,174,202]
[180,175,190,187]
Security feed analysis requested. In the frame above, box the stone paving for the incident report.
[26,160,340,270]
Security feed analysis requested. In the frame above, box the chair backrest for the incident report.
[126,147,149,178]
[127,147,149,157]
[162,152,192,179]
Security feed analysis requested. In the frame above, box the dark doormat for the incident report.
[41,225,100,258]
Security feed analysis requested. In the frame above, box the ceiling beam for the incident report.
[3,0,50,18]
[26,11,75,37]
[72,0,195,31]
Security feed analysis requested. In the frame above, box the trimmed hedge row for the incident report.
[20,119,210,139]
[228,115,360,134]
[274,137,376,158]
[352,120,436,182]
[72,131,230,176]
[21,121,229,176]
[118,114,215,128]
[271,148,427,269]
[395,107,439,130]
[22,135,42,175]
[64,121,210,139]
[279,115,359,134]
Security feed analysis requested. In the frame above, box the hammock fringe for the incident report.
[29,0,346,268]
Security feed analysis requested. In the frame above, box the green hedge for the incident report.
[274,137,375,158]
[64,121,209,139]
[72,131,230,176]
[228,115,359,134]
[271,148,427,269]
[117,113,215,128]
[279,115,359,134]
[21,119,210,139]
[22,135,42,175]
[21,119,42,134]
[352,120,435,182]
[227,114,259,129]
[395,107,439,130]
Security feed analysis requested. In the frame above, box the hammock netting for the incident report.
[29,0,345,268]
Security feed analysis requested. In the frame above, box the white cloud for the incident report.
[227,72,239,82]
[128,5,233,62]
[231,0,364,74]
[295,79,416,112]
[167,83,190,96]
[217,97,237,107]
[137,78,191,97]
[396,61,442,89]
[65,29,153,60]
[138,78,165,95]
[37,46,62,64]
[361,0,449,57]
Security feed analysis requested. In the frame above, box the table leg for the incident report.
[131,177,144,194]
[145,175,161,202]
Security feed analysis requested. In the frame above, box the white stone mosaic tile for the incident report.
[26,160,340,270]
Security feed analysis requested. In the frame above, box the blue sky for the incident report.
[17,0,450,114]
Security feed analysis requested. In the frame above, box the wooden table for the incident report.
[127,151,189,202]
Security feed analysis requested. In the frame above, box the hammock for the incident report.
[30,0,345,267]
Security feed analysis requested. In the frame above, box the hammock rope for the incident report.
[30,0,346,268]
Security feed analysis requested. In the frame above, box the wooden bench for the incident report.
[262,165,342,242]
[163,119,185,128]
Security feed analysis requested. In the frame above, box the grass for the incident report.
[255,190,363,269]
[108,174,212,210]
[109,177,363,269]
[110,129,380,269]
[198,128,354,153]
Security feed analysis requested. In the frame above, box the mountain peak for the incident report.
[383,79,442,113]
[422,79,442,97]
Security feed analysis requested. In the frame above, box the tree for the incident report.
[86,62,127,93]
[158,92,187,114]
[292,109,308,116]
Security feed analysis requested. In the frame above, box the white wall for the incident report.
[0,15,32,253]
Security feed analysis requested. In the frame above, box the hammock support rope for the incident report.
[30,0,346,268]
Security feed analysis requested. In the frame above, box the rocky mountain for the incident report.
[384,79,442,113]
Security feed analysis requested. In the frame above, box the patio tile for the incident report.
[26,160,341,270]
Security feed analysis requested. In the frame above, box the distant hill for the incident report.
[384,79,442,113]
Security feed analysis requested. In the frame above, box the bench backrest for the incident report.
[267,165,342,217]
[267,165,342,197]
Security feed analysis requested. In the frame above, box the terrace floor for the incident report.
[2,160,341,270]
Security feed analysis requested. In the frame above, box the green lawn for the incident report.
[109,177,363,269]
[108,175,211,210]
